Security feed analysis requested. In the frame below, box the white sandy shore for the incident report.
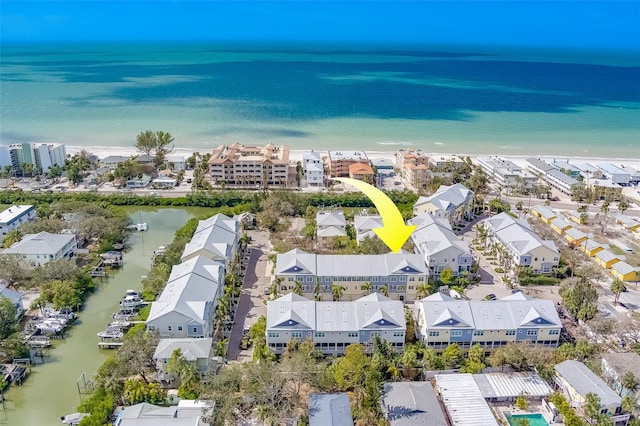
[68,144,640,171]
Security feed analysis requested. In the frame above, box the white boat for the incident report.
[120,295,143,309]
[97,327,124,339]
[108,320,131,329]
[61,412,89,425]
[36,321,64,334]
[124,289,141,298]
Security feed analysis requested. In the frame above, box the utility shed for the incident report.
[435,374,498,426]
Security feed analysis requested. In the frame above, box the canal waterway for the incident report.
[1,207,213,426]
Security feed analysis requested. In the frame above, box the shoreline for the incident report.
[67,145,640,168]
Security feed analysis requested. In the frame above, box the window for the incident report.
[370,332,381,337]
[148,326,156,331]
[193,327,197,333]
[473,330,484,336]
[268,332,279,338]
[506,330,516,336]
[291,331,303,339]
[393,331,404,337]
[177,326,183,331]
[168,326,172,331]
[391,276,397,282]
[451,330,463,337]
[549,329,559,335]
[428,331,440,337]
[347,332,358,338]
[314,332,325,338]
[527,330,537,336]
[408,286,414,290]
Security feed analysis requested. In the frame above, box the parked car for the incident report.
[485,293,497,301]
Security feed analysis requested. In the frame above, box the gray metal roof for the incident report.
[595,249,620,262]
[147,273,219,323]
[0,205,33,224]
[410,213,471,257]
[601,353,640,383]
[435,374,498,426]
[526,158,553,172]
[550,217,573,229]
[316,210,346,227]
[564,227,587,240]
[485,213,558,256]
[182,225,235,260]
[614,214,640,228]
[309,393,353,426]
[154,338,213,361]
[414,183,473,212]
[547,168,580,186]
[168,256,224,284]
[612,261,636,275]
[4,232,75,255]
[531,205,556,219]
[382,381,447,426]
[555,360,621,407]
[473,372,552,399]
[194,213,238,235]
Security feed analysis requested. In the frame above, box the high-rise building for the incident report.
[3,143,66,176]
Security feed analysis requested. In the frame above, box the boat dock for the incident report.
[97,341,124,349]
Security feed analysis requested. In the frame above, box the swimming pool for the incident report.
[507,413,550,426]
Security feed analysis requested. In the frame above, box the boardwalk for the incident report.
[226,230,271,361]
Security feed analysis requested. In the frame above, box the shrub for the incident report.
[519,275,561,286]
[495,267,504,273]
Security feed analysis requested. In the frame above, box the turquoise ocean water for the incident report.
[0,42,639,158]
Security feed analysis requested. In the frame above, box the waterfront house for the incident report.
[3,231,77,268]
[166,155,186,171]
[308,393,353,426]
[302,151,324,187]
[0,205,35,237]
[550,217,573,235]
[555,360,629,424]
[100,155,129,168]
[151,177,177,189]
[134,154,154,166]
[153,338,215,379]
[353,214,383,243]
[0,282,23,318]
[316,210,347,239]
[530,205,557,224]
[409,213,473,278]
[348,162,375,182]
[412,183,474,226]
[274,249,427,302]
[614,214,640,232]
[126,174,152,189]
[581,239,606,257]
[594,250,622,269]
[601,353,640,397]
[113,400,211,426]
[414,292,562,351]
[483,213,559,274]
[611,261,638,282]
[266,293,405,355]
[181,214,239,267]
[381,381,448,426]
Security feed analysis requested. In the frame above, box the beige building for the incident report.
[328,151,369,178]
[208,143,290,188]
[395,149,431,190]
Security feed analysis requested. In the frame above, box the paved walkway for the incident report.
[226,230,271,361]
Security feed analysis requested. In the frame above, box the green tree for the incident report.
[584,393,603,424]
[442,343,463,369]
[461,343,486,373]
[0,253,26,284]
[611,279,626,305]
[621,371,638,394]
[135,130,156,155]
[515,395,529,410]
[380,283,389,297]
[416,282,431,299]
[292,280,303,296]
[559,275,598,321]
[439,267,455,285]
[333,344,368,391]
[0,297,19,339]
[361,281,371,296]
[332,284,345,301]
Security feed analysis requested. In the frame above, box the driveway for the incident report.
[226,230,271,361]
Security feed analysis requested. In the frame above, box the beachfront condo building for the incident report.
[414,291,562,352]
[0,205,36,236]
[266,293,406,355]
[4,142,66,176]
[526,158,583,195]
[483,212,560,274]
[476,156,538,192]
[274,249,428,302]
[409,213,473,278]
[208,143,290,188]
[328,151,370,178]
[412,183,474,226]
[395,149,431,190]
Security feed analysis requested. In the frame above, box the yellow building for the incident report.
[581,239,605,257]
[614,214,640,232]
[550,218,573,235]
[566,210,586,224]
[531,205,557,224]
[564,227,588,246]
[611,261,638,282]
[595,250,621,269]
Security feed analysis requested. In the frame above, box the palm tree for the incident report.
[361,281,372,296]
[416,283,431,299]
[332,284,345,301]
[124,378,146,405]
[611,279,626,305]
[477,225,489,249]
[380,283,389,297]
[293,280,303,296]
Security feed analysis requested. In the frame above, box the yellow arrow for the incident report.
[333,178,416,253]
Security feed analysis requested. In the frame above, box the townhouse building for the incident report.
[266,293,406,355]
[181,213,240,266]
[412,183,474,226]
[409,213,473,277]
[208,143,290,188]
[274,249,428,302]
[596,163,631,186]
[328,151,369,178]
[3,231,77,268]
[0,205,36,236]
[526,157,584,195]
[585,177,624,202]
[302,151,324,187]
[483,213,559,274]
[414,292,562,352]
[353,214,383,243]
[477,156,537,191]
[153,338,215,379]
[146,256,224,338]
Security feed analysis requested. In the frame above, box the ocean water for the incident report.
[1,42,639,158]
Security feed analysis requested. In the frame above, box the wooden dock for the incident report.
[97,341,123,349]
